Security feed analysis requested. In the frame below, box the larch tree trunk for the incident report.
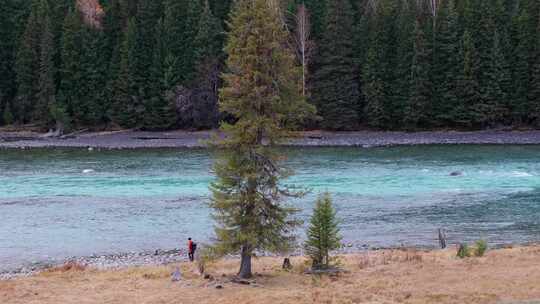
[238,245,252,278]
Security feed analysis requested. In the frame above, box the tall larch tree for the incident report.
[210,0,315,279]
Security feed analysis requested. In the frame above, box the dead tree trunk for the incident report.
[438,228,447,249]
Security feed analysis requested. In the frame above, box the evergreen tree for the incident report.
[457,30,481,128]
[193,1,223,67]
[2,102,14,126]
[134,0,162,101]
[102,0,127,102]
[529,15,540,126]
[209,0,232,25]
[392,0,415,129]
[302,0,327,41]
[363,0,401,129]
[353,1,373,74]
[79,26,108,126]
[404,20,432,130]
[304,193,342,270]
[35,0,56,125]
[14,0,42,123]
[143,18,177,130]
[134,0,166,129]
[481,30,507,126]
[58,8,81,126]
[163,0,203,87]
[210,0,315,279]
[510,9,531,124]
[433,0,460,127]
[0,0,29,122]
[189,0,224,129]
[310,0,360,130]
[493,0,513,64]
[493,0,514,123]
[474,1,504,127]
[111,18,138,127]
[362,46,388,129]
[2,102,15,125]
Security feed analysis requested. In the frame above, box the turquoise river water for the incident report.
[1,145,540,271]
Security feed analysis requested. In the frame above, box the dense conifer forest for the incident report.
[0,0,539,131]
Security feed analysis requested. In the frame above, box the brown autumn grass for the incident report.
[2,245,540,304]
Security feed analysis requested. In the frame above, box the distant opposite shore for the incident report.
[2,129,540,149]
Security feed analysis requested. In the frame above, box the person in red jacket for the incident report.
[187,238,196,262]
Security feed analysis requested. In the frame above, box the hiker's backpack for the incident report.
[192,243,197,251]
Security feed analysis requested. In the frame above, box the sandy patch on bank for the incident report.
[2,246,540,304]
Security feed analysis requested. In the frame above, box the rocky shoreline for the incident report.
[0,242,386,281]
[1,130,540,149]
[0,248,187,281]
[1,240,534,281]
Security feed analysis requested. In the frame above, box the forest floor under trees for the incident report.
[2,245,540,304]
[2,129,540,149]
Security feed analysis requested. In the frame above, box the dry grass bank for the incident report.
[2,245,540,304]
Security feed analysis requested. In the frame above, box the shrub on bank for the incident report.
[475,240,487,257]
[457,244,471,258]
[457,240,488,258]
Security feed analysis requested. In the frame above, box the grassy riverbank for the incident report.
[2,245,540,304]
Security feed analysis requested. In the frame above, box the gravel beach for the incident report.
[2,129,540,149]
[0,249,187,281]
[0,242,384,281]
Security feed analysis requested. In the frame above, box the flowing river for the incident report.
[1,145,540,271]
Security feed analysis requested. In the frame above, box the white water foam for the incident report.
[511,171,533,177]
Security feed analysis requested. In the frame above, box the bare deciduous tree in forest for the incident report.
[292,4,314,98]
